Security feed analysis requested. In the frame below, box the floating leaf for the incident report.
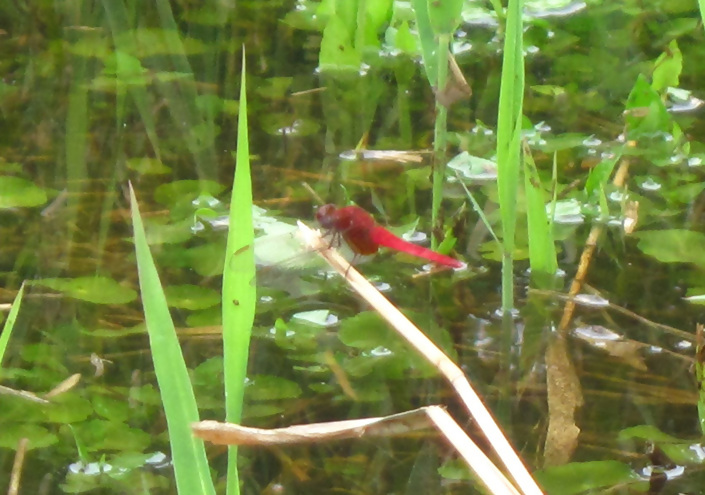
[164,285,220,310]
[92,394,131,422]
[0,176,47,208]
[447,151,497,181]
[633,230,705,269]
[255,77,293,100]
[32,276,137,304]
[154,180,225,206]
[0,423,58,450]
[535,461,639,495]
[74,418,152,452]
[619,425,705,465]
[187,242,226,277]
[244,403,286,419]
[143,217,193,245]
[245,375,302,401]
[43,395,93,423]
[338,312,393,348]
[126,157,171,175]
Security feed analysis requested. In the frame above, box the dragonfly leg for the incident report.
[344,254,359,278]
[325,231,343,249]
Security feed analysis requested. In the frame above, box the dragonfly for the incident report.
[231,204,464,292]
[315,204,464,269]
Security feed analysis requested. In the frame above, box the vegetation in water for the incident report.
[1,0,705,493]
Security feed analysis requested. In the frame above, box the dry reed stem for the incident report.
[193,406,521,495]
[558,158,631,333]
[297,222,543,495]
[8,438,28,495]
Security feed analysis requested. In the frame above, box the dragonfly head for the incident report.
[315,204,337,229]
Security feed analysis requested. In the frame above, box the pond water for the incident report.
[1,1,705,494]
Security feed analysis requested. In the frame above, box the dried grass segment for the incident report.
[192,406,522,495]
[295,222,543,495]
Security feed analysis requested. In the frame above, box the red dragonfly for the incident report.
[315,204,464,269]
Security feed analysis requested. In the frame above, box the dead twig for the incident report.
[193,406,522,495]
[295,222,543,495]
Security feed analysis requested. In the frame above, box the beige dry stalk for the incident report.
[296,222,543,495]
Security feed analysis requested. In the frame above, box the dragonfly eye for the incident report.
[316,204,337,229]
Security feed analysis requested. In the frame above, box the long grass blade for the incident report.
[495,0,524,312]
[222,50,256,495]
[0,283,25,367]
[129,184,215,495]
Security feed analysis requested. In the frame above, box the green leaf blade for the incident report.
[129,184,215,495]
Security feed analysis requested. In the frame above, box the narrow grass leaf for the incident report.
[410,0,438,86]
[222,51,257,495]
[0,283,25,367]
[129,184,215,495]
[523,144,557,279]
[495,0,524,311]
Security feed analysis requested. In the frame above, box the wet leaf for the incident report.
[245,375,302,401]
[391,20,417,54]
[625,74,672,139]
[619,425,705,465]
[447,151,497,181]
[585,155,620,198]
[319,15,361,71]
[338,312,393,348]
[92,395,131,422]
[255,77,293,100]
[535,461,639,495]
[103,51,146,77]
[44,395,93,423]
[618,424,685,443]
[0,176,48,208]
[438,458,471,480]
[634,230,705,269]
[126,157,171,175]
[0,424,58,450]
[652,40,682,92]
[187,241,227,277]
[74,419,151,452]
[32,276,137,304]
[164,284,220,310]
[154,180,225,207]
[244,403,286,419]
[273,317,325,352]
[143,217,194,245]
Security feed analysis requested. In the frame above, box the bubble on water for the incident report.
[688,156,703,167]
[639,177,662,191]
[582,136,602,147]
